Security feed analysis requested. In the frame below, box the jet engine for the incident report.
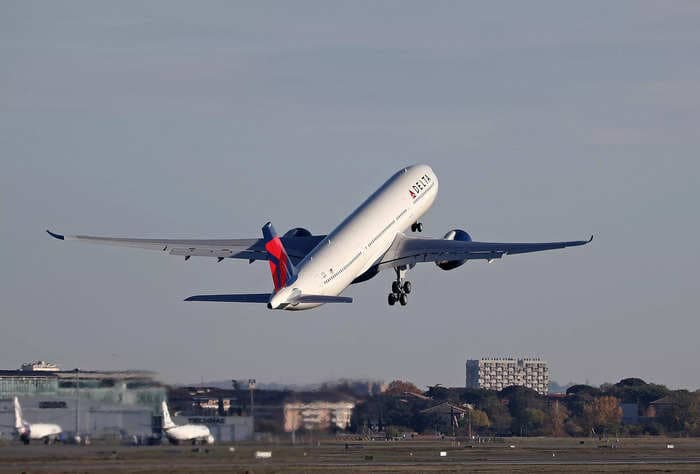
[436,229,471,270]
[283,227,312,238]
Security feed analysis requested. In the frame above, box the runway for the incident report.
[2,437,700,472]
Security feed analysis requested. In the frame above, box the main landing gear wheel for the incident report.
[387,265,412,307]
[410,222,423,232]
[388,293,398,305]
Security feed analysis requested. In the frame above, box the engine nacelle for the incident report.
[283,227,312,238]
[436,229,471,270]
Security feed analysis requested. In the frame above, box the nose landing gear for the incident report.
[388,266,411,306]
[411,222,423,232]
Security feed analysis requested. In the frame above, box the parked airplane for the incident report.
[161,401,214,445]
[13,397,62,444]
[48,164,591,310]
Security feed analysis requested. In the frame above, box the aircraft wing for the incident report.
[46,230,325,264]
[377,233,593,269]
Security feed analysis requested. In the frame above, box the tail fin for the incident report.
[13,397,23,430]
[262,222,298,292]
[161,400,176,430]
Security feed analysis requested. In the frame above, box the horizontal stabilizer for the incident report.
[184,293,352,305]
[295,295,353,304]
[185,293,271,303]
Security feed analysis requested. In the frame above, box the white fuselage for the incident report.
[270,164,438,310]
[164,424,213,444]
[21,423,63,441]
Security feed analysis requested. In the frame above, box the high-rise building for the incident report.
[466,358,549,394]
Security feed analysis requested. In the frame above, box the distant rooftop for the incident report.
[20,360,60,372]
[0,367,158,381]
[468,357,547,363]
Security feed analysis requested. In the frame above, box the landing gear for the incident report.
[388,293,397,306]
[411,222,423,232]
[388,266,412,307]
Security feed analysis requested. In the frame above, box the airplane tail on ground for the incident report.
[161,401,176,430]
[262,222,297,292]
[13,397,23,430]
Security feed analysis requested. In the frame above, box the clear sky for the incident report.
[1,1,699,389]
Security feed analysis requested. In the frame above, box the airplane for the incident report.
[13,397,63,444]
[48,164,592,310]
[161,400,214,445]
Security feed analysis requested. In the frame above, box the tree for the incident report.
[565,385,602,420]
[461,388,497,406]
[606,380,669,407]
[350,392,432,434]
[426,385,450,401]
[564,418,584,436]
[481,396,512,434]
[656,391,700,434]
[582,396,622,434]
[500,386,542,435]
[545,400,569,437]
[616,378,647,387]
[456,408,490,437]
[523,408,546,435]
[566,384,601,398]
[470,408,490,429]
[384,380,422,396]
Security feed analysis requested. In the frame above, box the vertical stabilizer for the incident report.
[13,397,24,430]
[161,400,176,430]
[262,222,298,292]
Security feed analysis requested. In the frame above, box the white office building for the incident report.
[466,358,549,394]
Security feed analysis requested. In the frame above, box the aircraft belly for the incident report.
[286,164,438,307]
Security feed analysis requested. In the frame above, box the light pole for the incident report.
[248,379,256,422]
[74,368,80,442]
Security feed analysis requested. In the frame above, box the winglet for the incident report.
[587,234,594,243]
[46,229,64,240]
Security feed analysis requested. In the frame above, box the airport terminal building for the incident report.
[0,363,167,440]
[1,363,255,442]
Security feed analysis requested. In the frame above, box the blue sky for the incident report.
[1,1,699,388]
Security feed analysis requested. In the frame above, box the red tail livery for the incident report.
[262,222,297,292]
